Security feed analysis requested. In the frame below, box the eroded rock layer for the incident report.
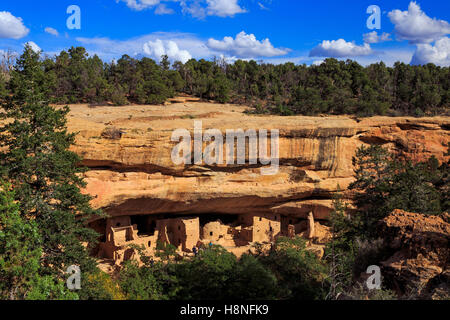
[66,101,449,222]
[380,210,450,298]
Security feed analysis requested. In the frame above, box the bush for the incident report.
[342,282,397,300]
[230,254,278,299]
[119,260,168,300]
[173,245,238,300]
[26,276,79,300]
[78,271,126,300]
[261,237,327,300]
[101,127,123,140]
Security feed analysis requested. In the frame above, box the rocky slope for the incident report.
[379,210,450,299]
[64,98,450,222]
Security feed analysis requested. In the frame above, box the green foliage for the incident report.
[344,282,397,300]
[350,145,445,236]
[77,271,126,300]
[26,276,79,300]
[260,237,327,300]
[0,45,101,279]
[174,245,279,300]
[230,254,278,300]
[0,182,79,300]
[325,146,449,299]
[0,73,8,101]
[119,260,168,300]
[1,47,447,116]
[117,240,325,300]
[437,144,450,212]
[174,246,279,300]
[174,245,238,300]
[0,182,41,299]
[155,240,178,261]
[324,190,359,299]
[119,244,179,300]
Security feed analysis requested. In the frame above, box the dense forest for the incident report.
[0,46,449,116]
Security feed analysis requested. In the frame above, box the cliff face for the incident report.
[66,99,450,221]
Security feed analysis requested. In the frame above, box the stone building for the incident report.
[95,212,315,265]
[157,217,200,251]
[98,216,159,265]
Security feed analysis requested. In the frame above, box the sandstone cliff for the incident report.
[65,99,449,222]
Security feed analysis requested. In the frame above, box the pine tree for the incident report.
[0,181,41,299]
[0,181,79,300]
[0,45,100,278]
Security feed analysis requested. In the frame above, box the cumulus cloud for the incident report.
[155,4,175,15]
[118,0,245,17]
[76,32,210,61]
[25,41,41,53]
[0,11,29,39]
[388,1,450,44]
[180,1,204,18]
[309,39,372,58]
[204,0,245,17]
[45,27,59,36]
[143,39,192,63]
[207,31,288,58]
[363,31,392,44]
[411,37,450,66]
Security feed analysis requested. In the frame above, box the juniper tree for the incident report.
[0,45,100,278]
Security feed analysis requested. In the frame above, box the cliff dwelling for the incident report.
[76,103,449,270]
[91,211,329,266]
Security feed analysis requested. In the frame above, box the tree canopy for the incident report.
[1,47,448,116]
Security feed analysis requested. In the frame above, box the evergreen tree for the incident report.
[0,45,100,279]
[0,181,78,300]
[0,182,41,299]
[350,145,443,236]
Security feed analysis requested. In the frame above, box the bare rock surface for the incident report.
[60,100,450,220]
[379,210,450,298]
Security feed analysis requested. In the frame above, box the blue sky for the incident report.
[0,0,449,66]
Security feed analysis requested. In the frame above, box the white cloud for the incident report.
[388,1,450,44]
[0,11,29,39]
[309,39,373,58]
[25,41,41,53]
[262,55,310,65]
[207,31,288,58]
[155,4,175,15]
[351,49,415,67]
[180,1,206,18]
[118,0,245,17]
[363,31,392,44]
[75,31,288,63]
[205,0,245,17]
[143,39,192,62]
[45,27,59,36]
[118,0,162,11]
[411,37,450,66]
[75,32,210,61]
[312,59,324,66]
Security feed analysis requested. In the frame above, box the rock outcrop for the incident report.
[379,210,450,299]
[65,101,449,222]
